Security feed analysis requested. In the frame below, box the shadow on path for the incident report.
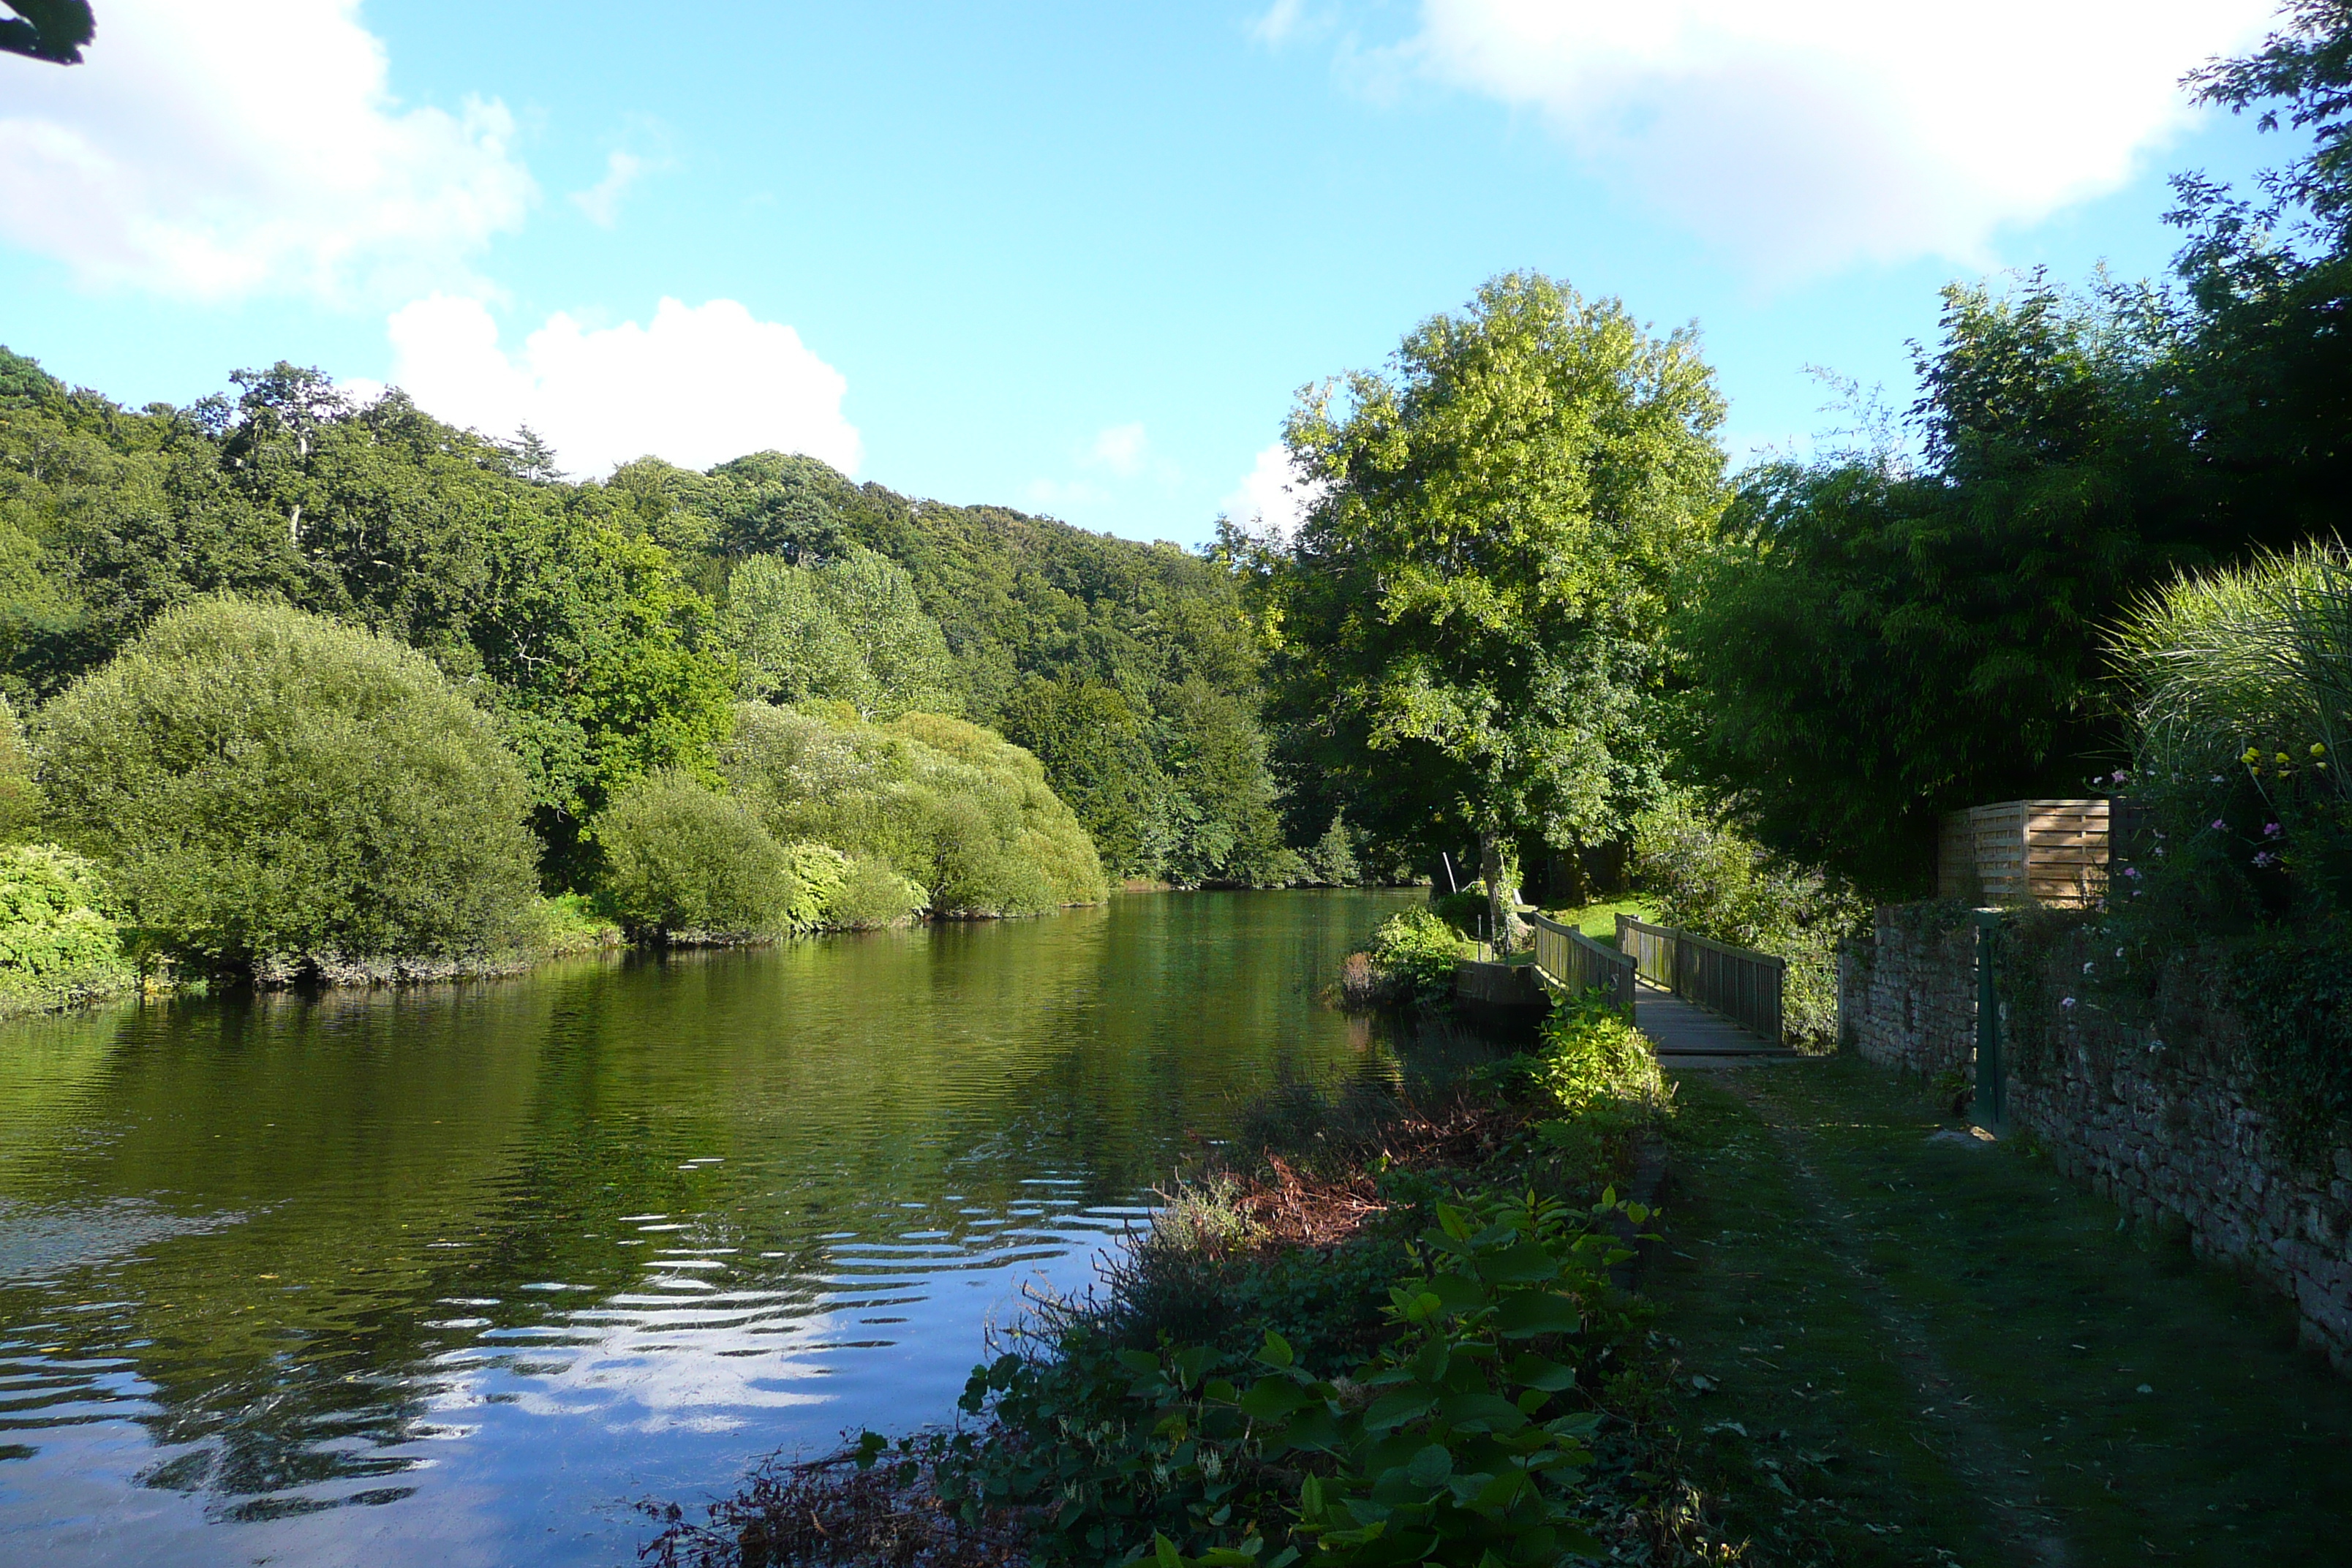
[1644,1056,2352,1567]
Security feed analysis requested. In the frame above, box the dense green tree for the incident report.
[723,547,957,717]
[2171,0,2352,550]
[0,696,39,845]
[1677,281,2315,892]
[820,548,960,715]
[0,344,1311,900]
[33,599,541,976]
[998,676,1165,879]
[1302,810,1361,886]
[638,451,1292,881]
[1157,676,1298,887]
[1268,271,1726,946]
[725,551,875,709]
[0,358,735,885]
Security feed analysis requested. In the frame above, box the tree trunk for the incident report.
[1480,833,1527,955]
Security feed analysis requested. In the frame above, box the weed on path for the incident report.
[1647,1057,2352,1567]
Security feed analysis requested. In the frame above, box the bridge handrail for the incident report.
[1616,914,1785,1044]
[1523,911,1637,1019]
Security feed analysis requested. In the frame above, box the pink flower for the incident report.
[2062,997,2078,1009]
[2264,822,2282,837]
[2212,819,2228,831]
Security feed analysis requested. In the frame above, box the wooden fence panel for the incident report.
[1937,798,2110,908]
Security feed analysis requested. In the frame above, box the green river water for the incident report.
[0,889,1466,1566]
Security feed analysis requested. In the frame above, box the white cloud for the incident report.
[1375,0,2276,273]
[1251,0,1314,46]
[1088,421,1152,478]
[1222,442,1322,540]
[570,151,652,230]
[0,0,532,301]
[385,295,862,478]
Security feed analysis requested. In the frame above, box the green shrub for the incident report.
[593,771,803,940]
[1632,794,1864,1047]
[1363,908,1474,1008]
[1482,990,1663,1114]
[1429,884,1488,936]
[2108,543,2352,935]
[33,598,541,976]
[765,841,927,930]
[826,852,929,928]
[719,702,1106,916]
[921,1186,1644,1566]
[1474,990,1665,1184]
[528,892,622,957]
[0,845,136,1013]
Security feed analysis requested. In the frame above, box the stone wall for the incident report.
[1836,902,1978,1079]
[1840,903,2352,1375]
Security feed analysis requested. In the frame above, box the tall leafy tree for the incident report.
[998,676,1164,879]
[721,546,957,717]
[1270,271,1726,947]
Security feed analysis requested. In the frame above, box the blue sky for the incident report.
[0,1,2299,546]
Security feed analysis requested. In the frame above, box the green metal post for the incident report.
[1972,908,2005,1134]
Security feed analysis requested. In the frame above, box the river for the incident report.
[0,889,1461,1566]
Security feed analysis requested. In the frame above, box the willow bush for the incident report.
[717,702,1105,916]
[33,598,542,976]
[592,771,807,940]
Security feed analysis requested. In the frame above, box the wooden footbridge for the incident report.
[1523,911,1796,1066]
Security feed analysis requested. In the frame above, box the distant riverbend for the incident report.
[0,889,1455,1568]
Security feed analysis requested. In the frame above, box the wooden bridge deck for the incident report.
[1633,979,1797,1068]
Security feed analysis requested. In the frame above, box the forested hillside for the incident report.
[0,350,1312,891]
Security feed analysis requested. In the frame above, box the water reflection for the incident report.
[0,889,1450,1567]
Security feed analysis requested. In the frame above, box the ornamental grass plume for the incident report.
[2115,542,2351,804]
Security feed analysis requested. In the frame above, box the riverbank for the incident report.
[0,886,1155,1021]
[643,992,1744,1567]
[645,1022,2352,1567]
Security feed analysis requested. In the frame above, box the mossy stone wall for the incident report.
[1841,901,2352,1374]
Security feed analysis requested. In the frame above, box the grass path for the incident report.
[1644,1058,2352,1567]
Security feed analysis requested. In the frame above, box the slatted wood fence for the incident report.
[1937,799,2109,907]
[1524,911,1636,1018]
[1616,914,1787,1044]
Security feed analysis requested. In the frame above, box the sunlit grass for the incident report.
[1540,897,1656,944]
